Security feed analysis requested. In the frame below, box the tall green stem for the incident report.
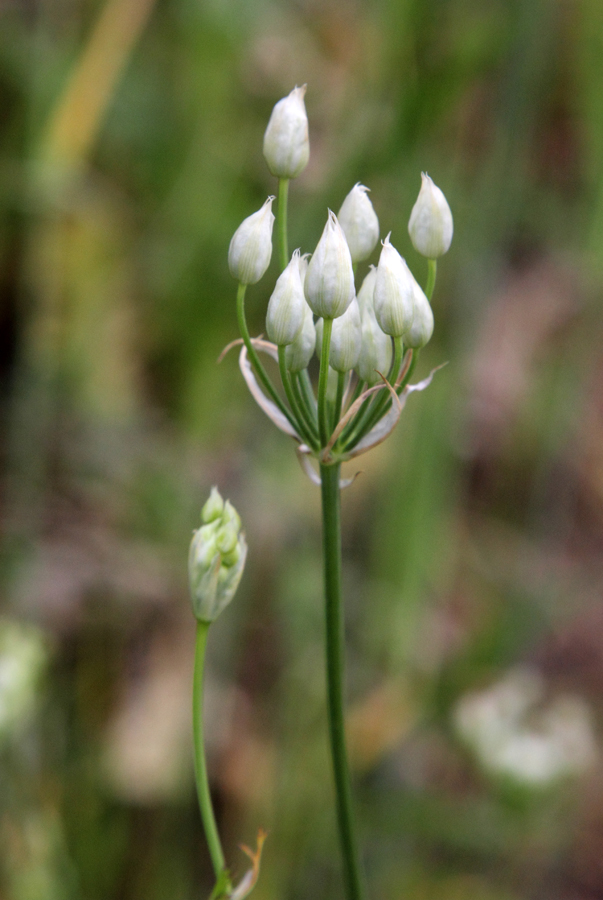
[320,463,366,900]
[193,621,228,884]
[277,178,289,271]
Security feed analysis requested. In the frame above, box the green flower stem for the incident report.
[236,283,296,428]
[320,462,366,900]
[342,337,404,451]
[277,179,289,271]
[332,371,346,430]
[299,369,318,416]
[292,373,319,439]
[193,621,229,886]
[318,318,334,446]
[278,346,319,449]
[425,258,437,301]
[397,349,418,393]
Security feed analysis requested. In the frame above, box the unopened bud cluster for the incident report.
[189,488,247,622]
[227,85,453,462]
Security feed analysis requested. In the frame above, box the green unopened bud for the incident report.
[304,211,355,319]
[404,279,434,349]
[189,492,247,623]
[201,486,224,523]
[338,184,380,264]
[408,173,453,259]
[373,234,414,337]
[263,85,310,180]
[356,306,393,385]
[266,249,305,345]
[356,265,377,315]
[285,299,316,373]
[228,197,275,285]
[222,499,242,533]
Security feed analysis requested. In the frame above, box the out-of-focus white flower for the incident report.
[266,249,306,346]
[328,297,362,373]
[373,234,415,337]
[263,85,310,180]
[408,173,453,259]
[338,184,380,264]
[356,266,377,316]
[228,197,275,285]
[356,304,392,385]
[454,667,597,786]
[404,279,434,349]
[285,299,316,373]
[304,211,355,319]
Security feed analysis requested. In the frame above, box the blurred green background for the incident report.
[2,0,603,898]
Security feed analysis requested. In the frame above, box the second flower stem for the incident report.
[320,462,366,900]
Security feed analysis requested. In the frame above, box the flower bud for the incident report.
[266,250,305,345]
[304,211,355,319]
[356,306,393,385]
[404,279,434,349]
[201,486,224,523]
[356,265,377,315]
[408,173,453,258]
[338,184,380,263]
[189,490,247,623]
[329,298,362,373]
[228,197,275,285]
[285,299,316,373]
[263,85,310,180]
[373,235,415,337]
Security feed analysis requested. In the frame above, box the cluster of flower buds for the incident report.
[188,488,247,623]
[227,85,453,469]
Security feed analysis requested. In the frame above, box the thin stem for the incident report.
[278,345,318,449]
[193,621,228,884]
[425,258,437,301]
[332,371,346,431]
[236,283,296,428]
[343,337,403,451]
[292,372,319,439]
[320,463,366,900]
[277,179,289,271]
[318,319,333,447]
[299,368,318,416]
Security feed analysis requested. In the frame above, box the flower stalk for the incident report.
[220,85,453,900]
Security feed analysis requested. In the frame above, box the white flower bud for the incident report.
[304,211,355,319]
[266,249,305,345]
[373,235,415,337]
[329,298,362,373]
[189,492,247,623]
[356,265,377,315]
[356,306,393,385]
[338,184,380,263]
[404,279,434,349]
[263,85,310,180]
[285,299,316,373]
[228,197,275,284]
[408,173,453,258]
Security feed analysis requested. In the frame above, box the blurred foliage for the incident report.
[2,0,603,898]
